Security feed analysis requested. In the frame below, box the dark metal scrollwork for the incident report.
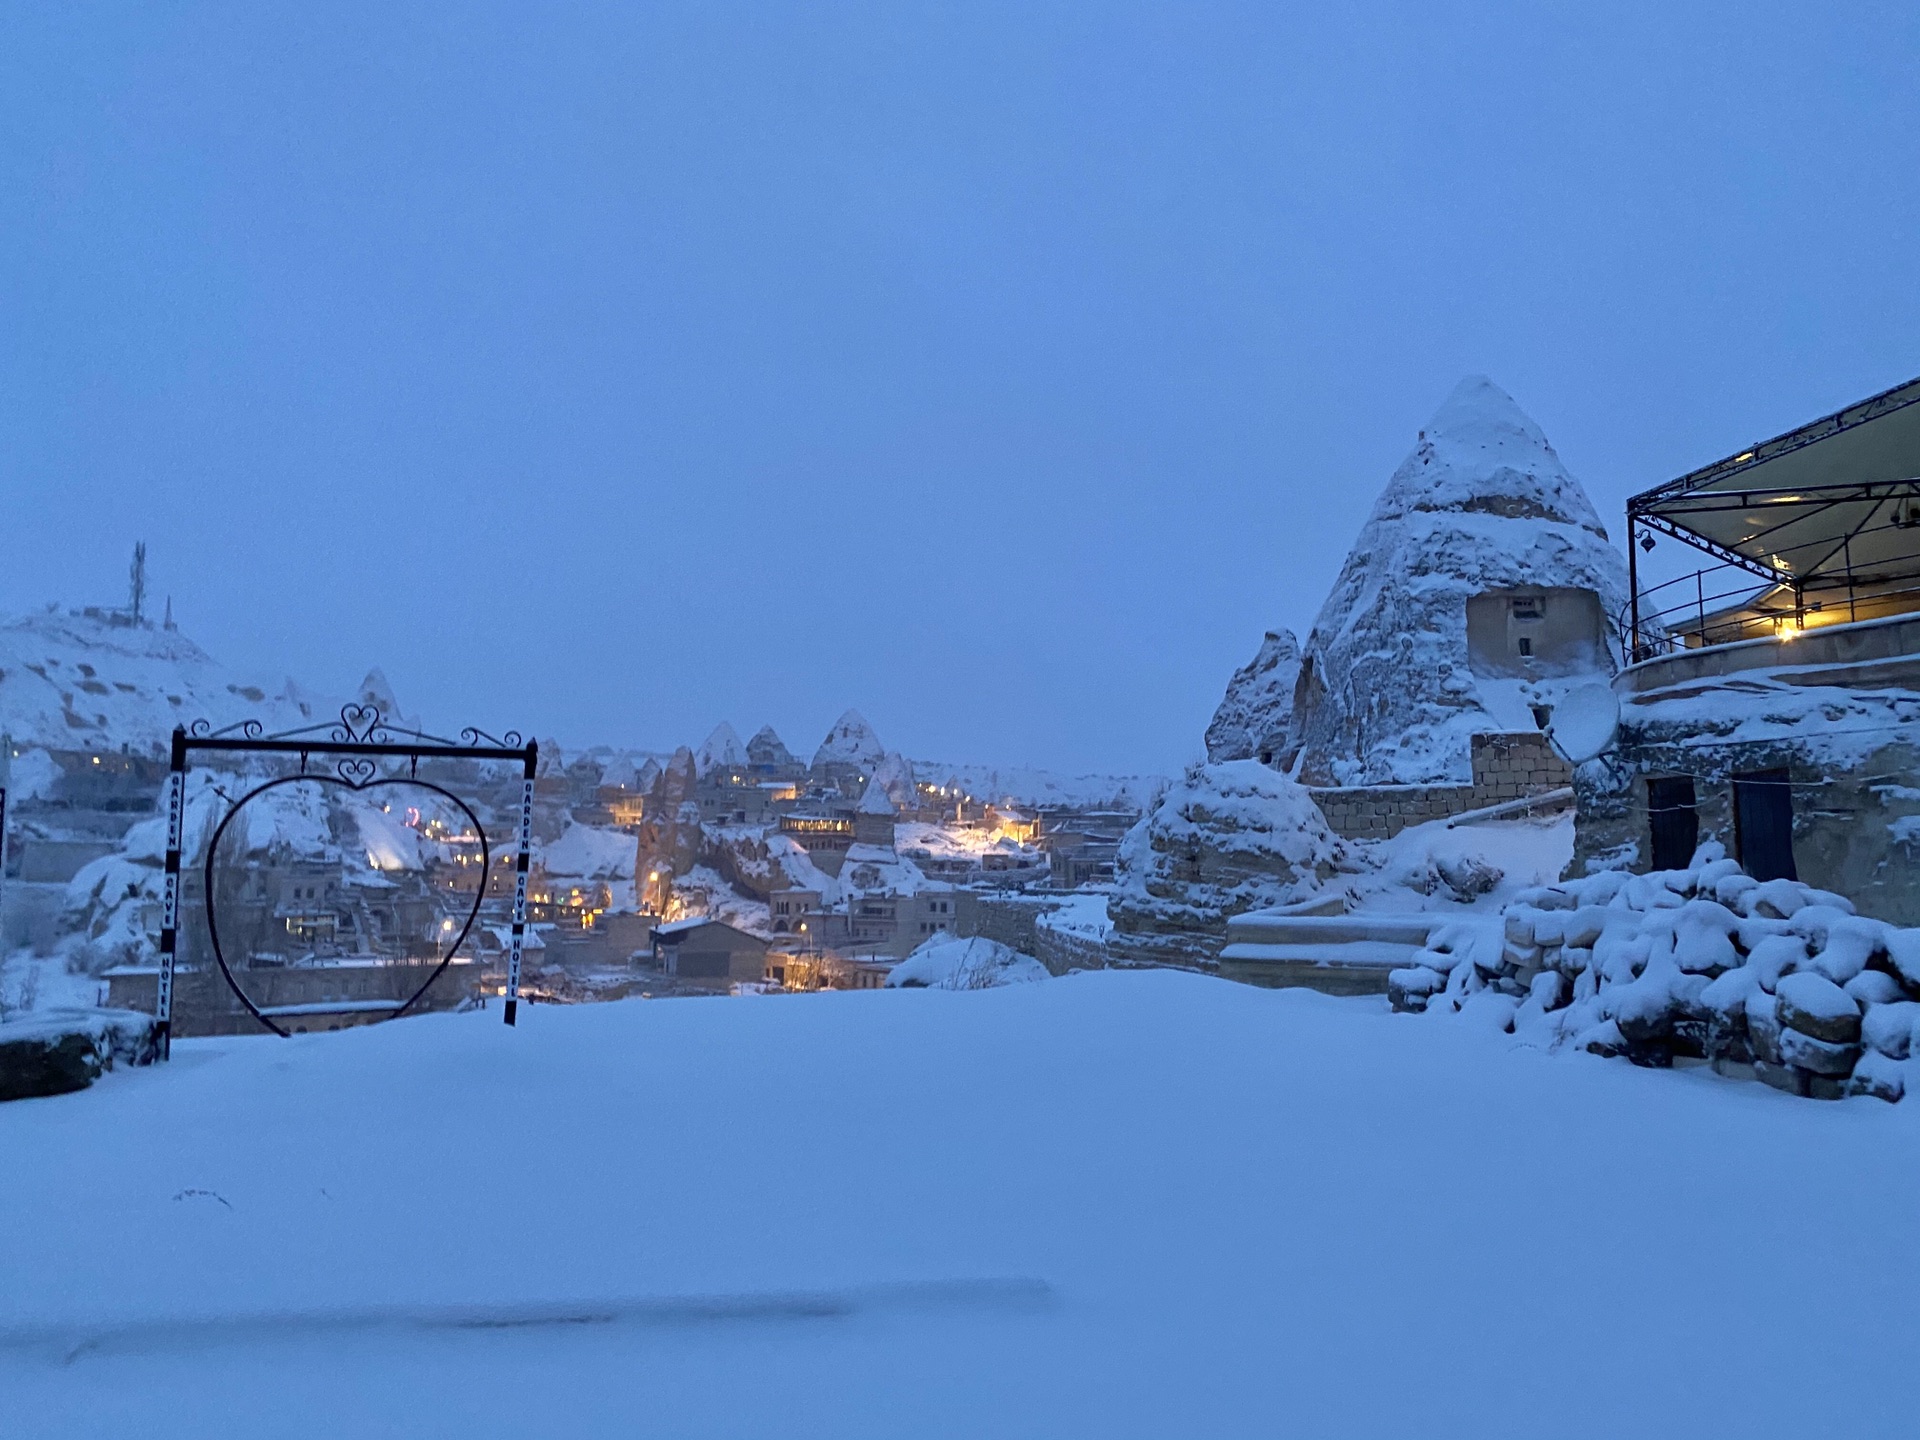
[331,703,394,746]
[460,725,526,749]
[188,717,265,740]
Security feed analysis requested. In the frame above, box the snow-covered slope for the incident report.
[1282,377,1629,785]
[0,608,429,754]
[5,976,1918,1437]
[913,761,1160,812]
[0,609,306,752]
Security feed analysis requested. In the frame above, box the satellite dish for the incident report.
[1545,682,1620,764]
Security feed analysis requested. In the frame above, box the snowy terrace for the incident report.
[4,974,1919,1437]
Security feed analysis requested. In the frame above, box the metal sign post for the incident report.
[153,706,534,1055]
[156,731,187,1058]
[504,756,536,1026]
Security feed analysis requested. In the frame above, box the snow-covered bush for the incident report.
[887,936,1047,991]
[1392,845,1920,1102]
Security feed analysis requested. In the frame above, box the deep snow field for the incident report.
[4,972,1917,1438]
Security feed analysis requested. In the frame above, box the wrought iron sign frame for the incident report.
[156,704,538,1058]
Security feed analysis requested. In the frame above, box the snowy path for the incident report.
[4,972,1917,1438]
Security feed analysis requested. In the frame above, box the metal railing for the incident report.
[1623,567,1920,661]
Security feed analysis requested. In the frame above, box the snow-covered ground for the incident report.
[5,973,1917,1438]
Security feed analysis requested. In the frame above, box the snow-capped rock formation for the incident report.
[856,775,899,816]
[353,668,419,729]
[1205,630,1301,763]
[638,747,701,881]
[863,752,917,811]
[1280,376,1630,786]
[746,725,797,771]
[695,723,746,778]
[1109,760,1351,967]
[811,709,886,774]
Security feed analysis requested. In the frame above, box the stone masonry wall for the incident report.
[1308,732,1574,842]
[955,892,1059,955]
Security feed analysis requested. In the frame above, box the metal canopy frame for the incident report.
[156,704,537,1058]
[1626,375,1920,656]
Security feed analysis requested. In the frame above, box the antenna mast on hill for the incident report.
[129,542,147,626]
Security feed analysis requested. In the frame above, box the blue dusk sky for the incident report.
[2,3,1915,773]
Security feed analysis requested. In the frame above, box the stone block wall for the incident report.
[1308,732,1574,842]
[1306,784,1478,841]
[1033,922,1111,976]
[1469,732,1574,801]
[955,892,1058,955]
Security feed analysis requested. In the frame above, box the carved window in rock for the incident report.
[1465,587,1606,678]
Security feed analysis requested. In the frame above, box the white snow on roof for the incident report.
[653,915,755,938]
[541,823,637,880]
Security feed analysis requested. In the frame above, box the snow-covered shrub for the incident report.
[1391,844,1920,1102]
[887,936,1046,991]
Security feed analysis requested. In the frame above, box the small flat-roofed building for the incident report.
[650,917,768,989]
[1579,376,1920,922]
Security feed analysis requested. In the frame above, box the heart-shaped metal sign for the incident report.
[201,770,492,1037]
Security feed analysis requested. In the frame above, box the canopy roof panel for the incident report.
[1629,375,1920,590]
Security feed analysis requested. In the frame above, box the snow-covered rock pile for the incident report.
[0,1007,158,1102]
[1392,847,1920,1101]
[1110,760,1351,966]
[1204,630,1300,764]
[1279,376,1629,786]
[887,935,1047,991]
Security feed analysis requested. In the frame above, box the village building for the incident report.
[768,886,823,936]
[1575,374,1920,924]
[649,917,769,989]
[777,811,855,875]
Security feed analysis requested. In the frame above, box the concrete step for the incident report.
[1216,938,1416,996]
[1216,941,1424,968]
[1224,912,1440,947]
